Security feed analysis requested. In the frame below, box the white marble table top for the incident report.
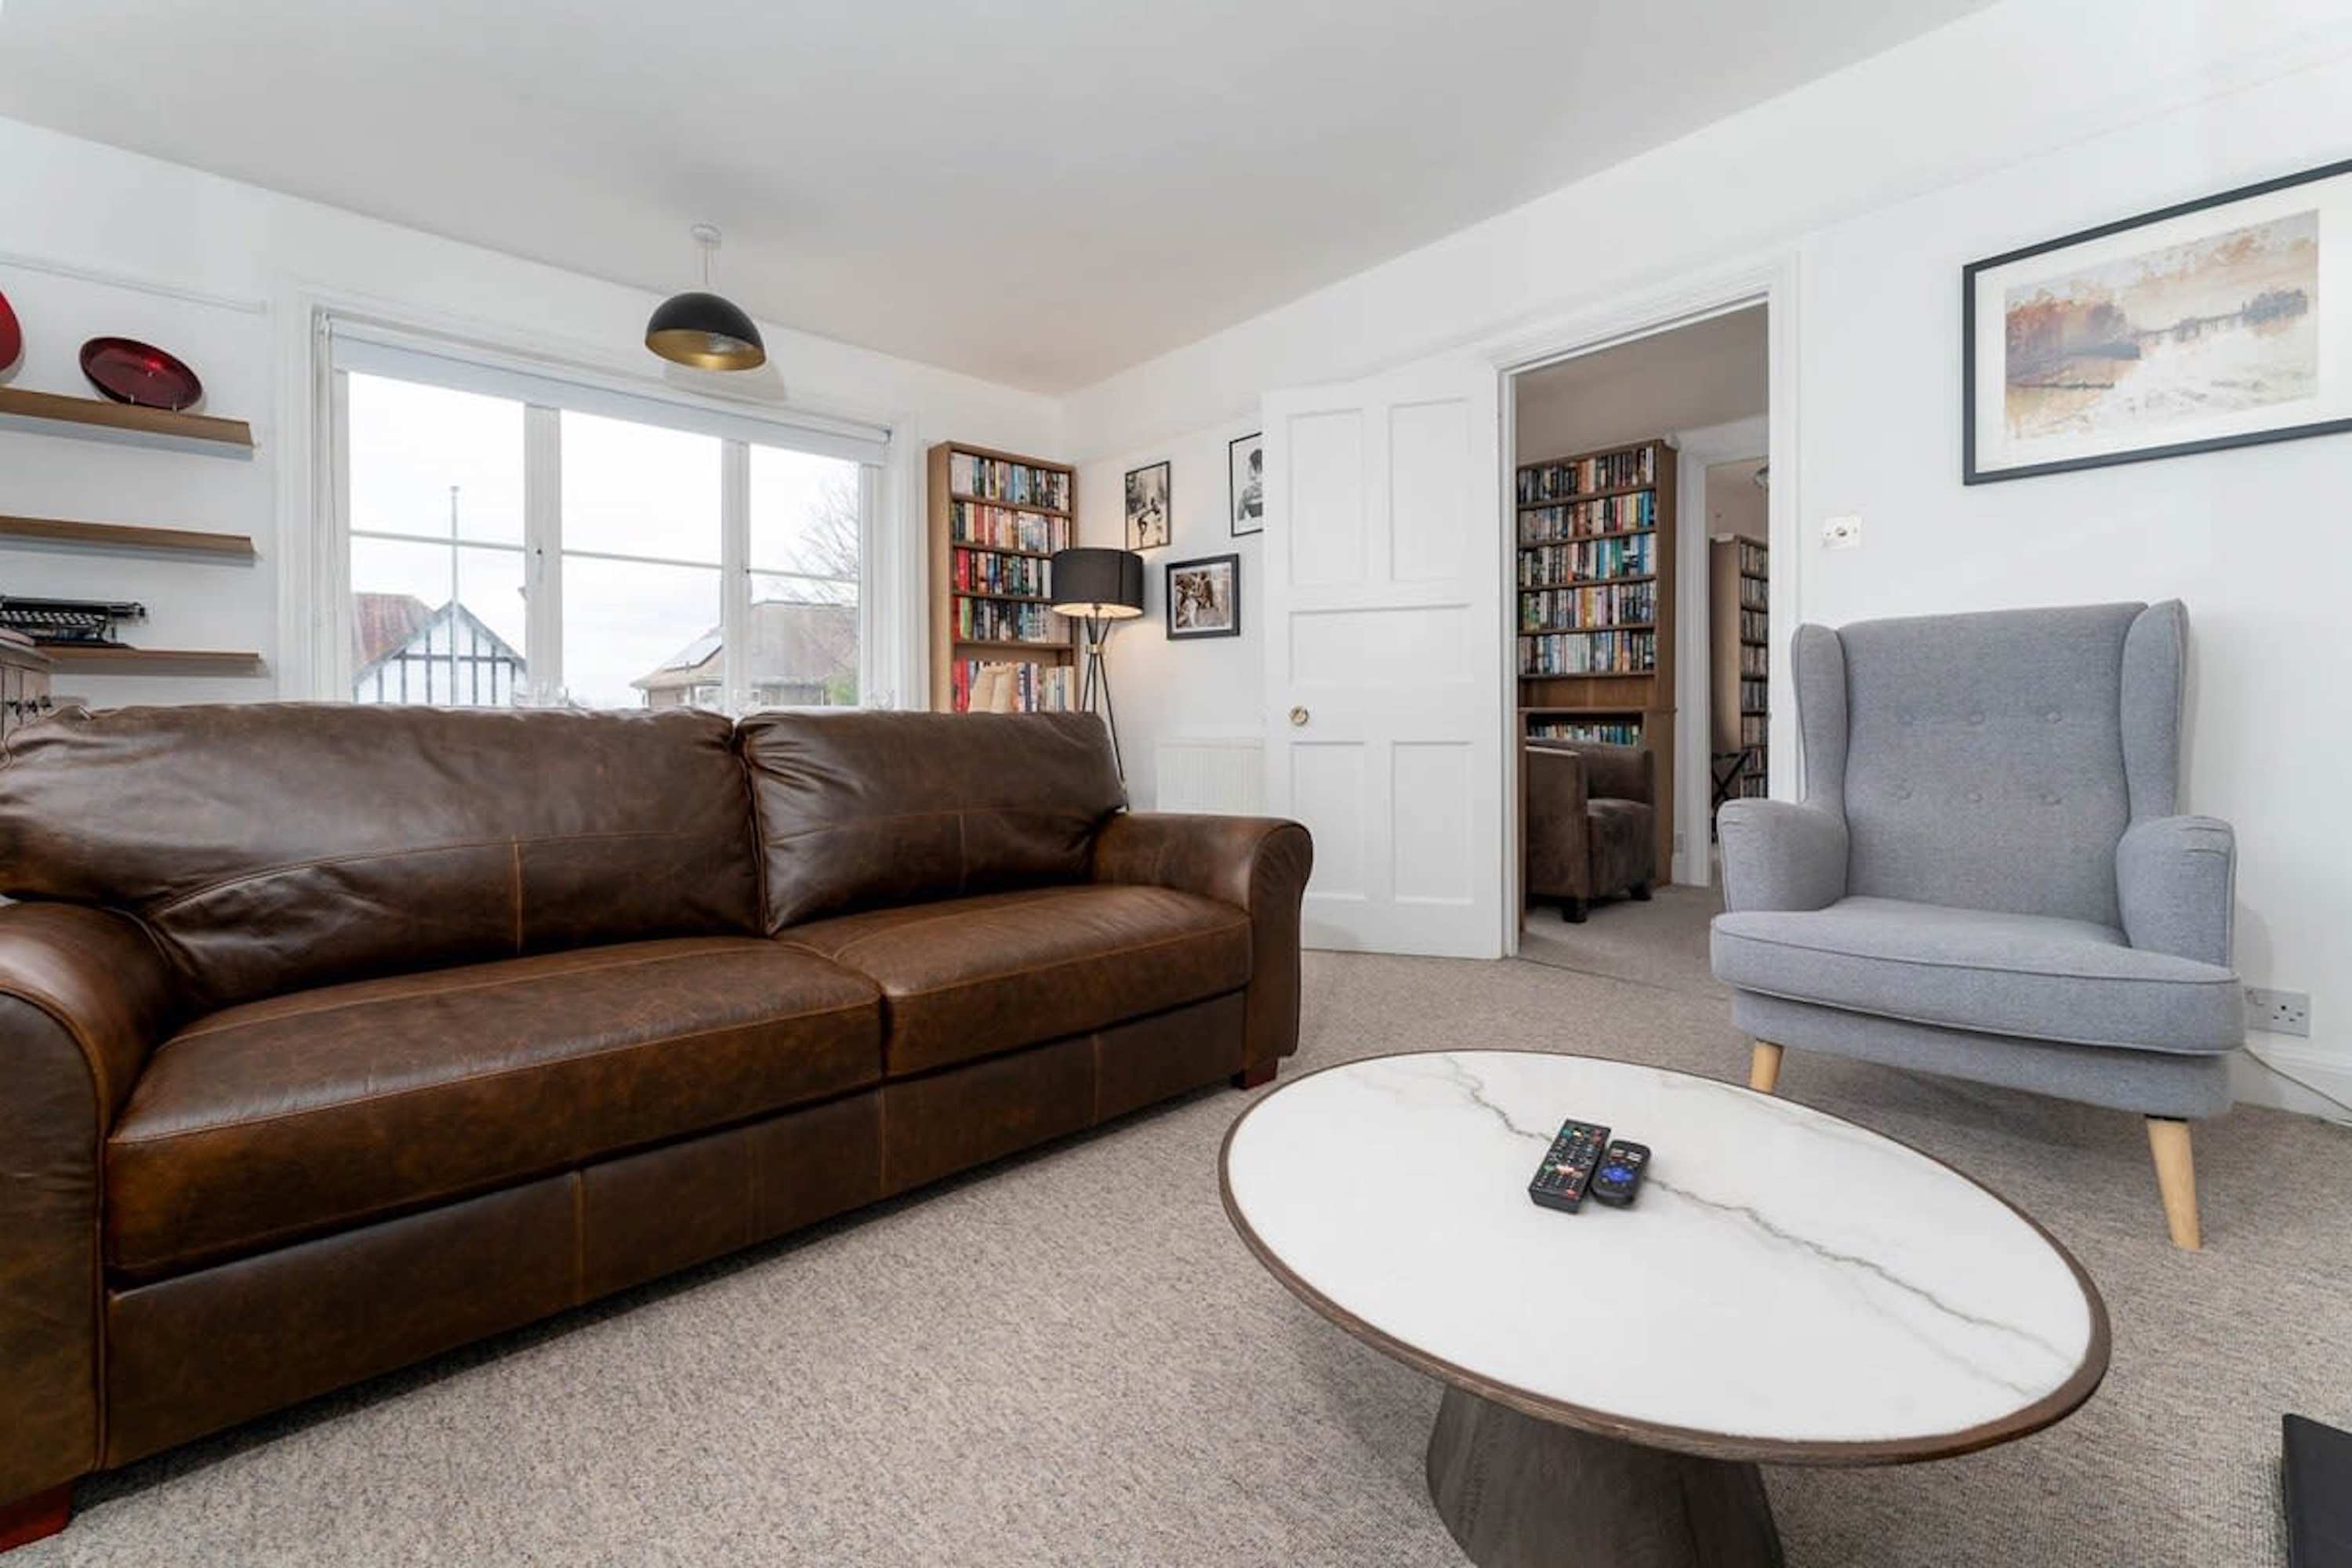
[1220,1051,2106,1461]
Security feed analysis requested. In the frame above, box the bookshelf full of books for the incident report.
[1517,436,1677,881]
[1713,535,1769,801]
[927,442,1080,713]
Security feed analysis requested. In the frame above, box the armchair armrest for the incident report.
[1716,799,1849,913]
[1091,812,1312,1069]
[2116,815,2235,967]
[0,903,184,1510]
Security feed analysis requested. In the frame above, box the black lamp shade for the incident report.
[1048,548,1144,619]
[645,291,767,371]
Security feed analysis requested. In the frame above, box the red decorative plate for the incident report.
[0,291,20,372]
[79,336,202,411]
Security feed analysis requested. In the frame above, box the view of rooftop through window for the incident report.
[343,370,863,711]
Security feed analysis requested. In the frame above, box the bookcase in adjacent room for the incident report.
[1709,534,1769,807]
[1516,436,1676,880]
[926,441,1079,713]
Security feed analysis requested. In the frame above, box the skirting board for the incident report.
[2230,1040,2352,1126]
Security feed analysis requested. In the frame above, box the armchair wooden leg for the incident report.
[1562,898,1587,924]
[0,1483,72,1552]
[1232,1061,1277,1091]
[1748,1041,1783,1095]
[2147,1117,2202,1250]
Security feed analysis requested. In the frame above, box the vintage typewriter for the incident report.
[0,597,148,646]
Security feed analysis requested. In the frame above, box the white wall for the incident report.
[1061,0,2352,1109]
[1075,418,1263,805]
[0,115,1063,708]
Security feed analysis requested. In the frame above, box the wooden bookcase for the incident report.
[1709,535,1769,807]
[925,441,1078,712]
[1515,436,1676,880]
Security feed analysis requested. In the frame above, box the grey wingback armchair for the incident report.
[1711,601,2239,1249]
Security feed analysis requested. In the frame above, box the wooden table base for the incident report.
[1425,1386,1782,1568]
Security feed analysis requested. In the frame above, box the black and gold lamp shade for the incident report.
[644,290,767,372]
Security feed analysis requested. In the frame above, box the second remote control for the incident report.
[1588,1141,1650,1207]
[1528,1120,1611,1213]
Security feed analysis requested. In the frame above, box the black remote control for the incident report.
[1527,1120,1610,1213]
[1588,1141,1650,1208]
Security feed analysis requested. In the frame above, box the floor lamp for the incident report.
[1047,546,1145,779]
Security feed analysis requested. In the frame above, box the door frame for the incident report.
[1486,252,1801,957]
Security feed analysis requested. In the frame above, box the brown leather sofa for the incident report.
[0,704,1310,1551]
[1523,738,1656,922]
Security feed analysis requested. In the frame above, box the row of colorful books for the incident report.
[953,546,1052,599]
[951,659,1077,713]
[1740,677,1768,713]
[1519,581,1654,633]
[1517,446,1654,503]
[1739,575,1768,611]
[954,597,1061,644]
[1517,534,1655,586]
[950,500,1070,555]
[1520,630,1657,677]
[1740,608,1769,644]
[1740,641,1769,677]
[1736,539,1769,578]
[948,452,1070,512]
[1518,492,1656,546]
[1526,719,1642,746]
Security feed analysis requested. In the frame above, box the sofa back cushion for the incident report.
[738,710,1124,929]
[1832,601,2158,927]
[0,703,761,1007]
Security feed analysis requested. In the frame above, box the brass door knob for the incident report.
[1288,706,1309,727]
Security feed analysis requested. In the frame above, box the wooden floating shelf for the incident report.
[0,514,256,557]
[947,492,1070,520]
[42,646,266,676]
[0,387,255,452]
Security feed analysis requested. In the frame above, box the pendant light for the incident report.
[644,223,766,372]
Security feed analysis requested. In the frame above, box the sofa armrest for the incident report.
[2117,815,2235,968]
[1716,799,1849,913]
[1523,746,1592,900]
[0,903,184,1509]
[1091,813,1312,1069]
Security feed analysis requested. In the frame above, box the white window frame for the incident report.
[308,311,899,713]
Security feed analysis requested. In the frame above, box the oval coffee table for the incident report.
[1219,1051,2108,1567]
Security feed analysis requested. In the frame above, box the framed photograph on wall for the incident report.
[1124,460,1171,550]
[1964,155,2352,483]
[1228,432,1264,535]
[1165,554,1240,641]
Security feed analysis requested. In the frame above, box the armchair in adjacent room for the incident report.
[1524,739,1657,922]
[1711,601,2241,1249]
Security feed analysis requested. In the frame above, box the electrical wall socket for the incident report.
[2246,986,2312,1038]
[1821,514,1863,550]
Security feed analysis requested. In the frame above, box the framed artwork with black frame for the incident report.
[1228,431,1264,535]
[1124,459,1171,550]
[1963,155,2352,484]
[1165,554,1240,641]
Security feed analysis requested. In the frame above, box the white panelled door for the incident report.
[1261,356,1504,957]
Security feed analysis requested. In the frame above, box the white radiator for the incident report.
[1152,736,1265,815]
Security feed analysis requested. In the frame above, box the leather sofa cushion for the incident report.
[105,937,880,1280]
[0,704,763,1009]
[777,884,1250,1076]
[739,710,1125,928]
[1711,896,2241,1054]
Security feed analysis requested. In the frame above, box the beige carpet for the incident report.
[26,898,2352,1566]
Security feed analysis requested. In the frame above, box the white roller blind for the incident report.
[328,319,890,465]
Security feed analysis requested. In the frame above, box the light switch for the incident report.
[1821,514,1863,550]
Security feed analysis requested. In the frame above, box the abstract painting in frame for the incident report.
[1964,157,2352,484]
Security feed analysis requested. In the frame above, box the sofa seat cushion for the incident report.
[776,884,1251,1076]
[1711,896,2241,1054]
[107,937,882,1280]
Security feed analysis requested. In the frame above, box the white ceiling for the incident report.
[1515,305,1766,459]
[0,1,1991,392]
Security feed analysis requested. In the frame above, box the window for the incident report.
[329,325,887,713]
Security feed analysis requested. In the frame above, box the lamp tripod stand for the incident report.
[1074,615,1123,779]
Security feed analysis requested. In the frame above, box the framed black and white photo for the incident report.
[1165,554,1240,641]
[1124,460,1171,550]
[1228,431,1264,535]
[1964,156,2352,483]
